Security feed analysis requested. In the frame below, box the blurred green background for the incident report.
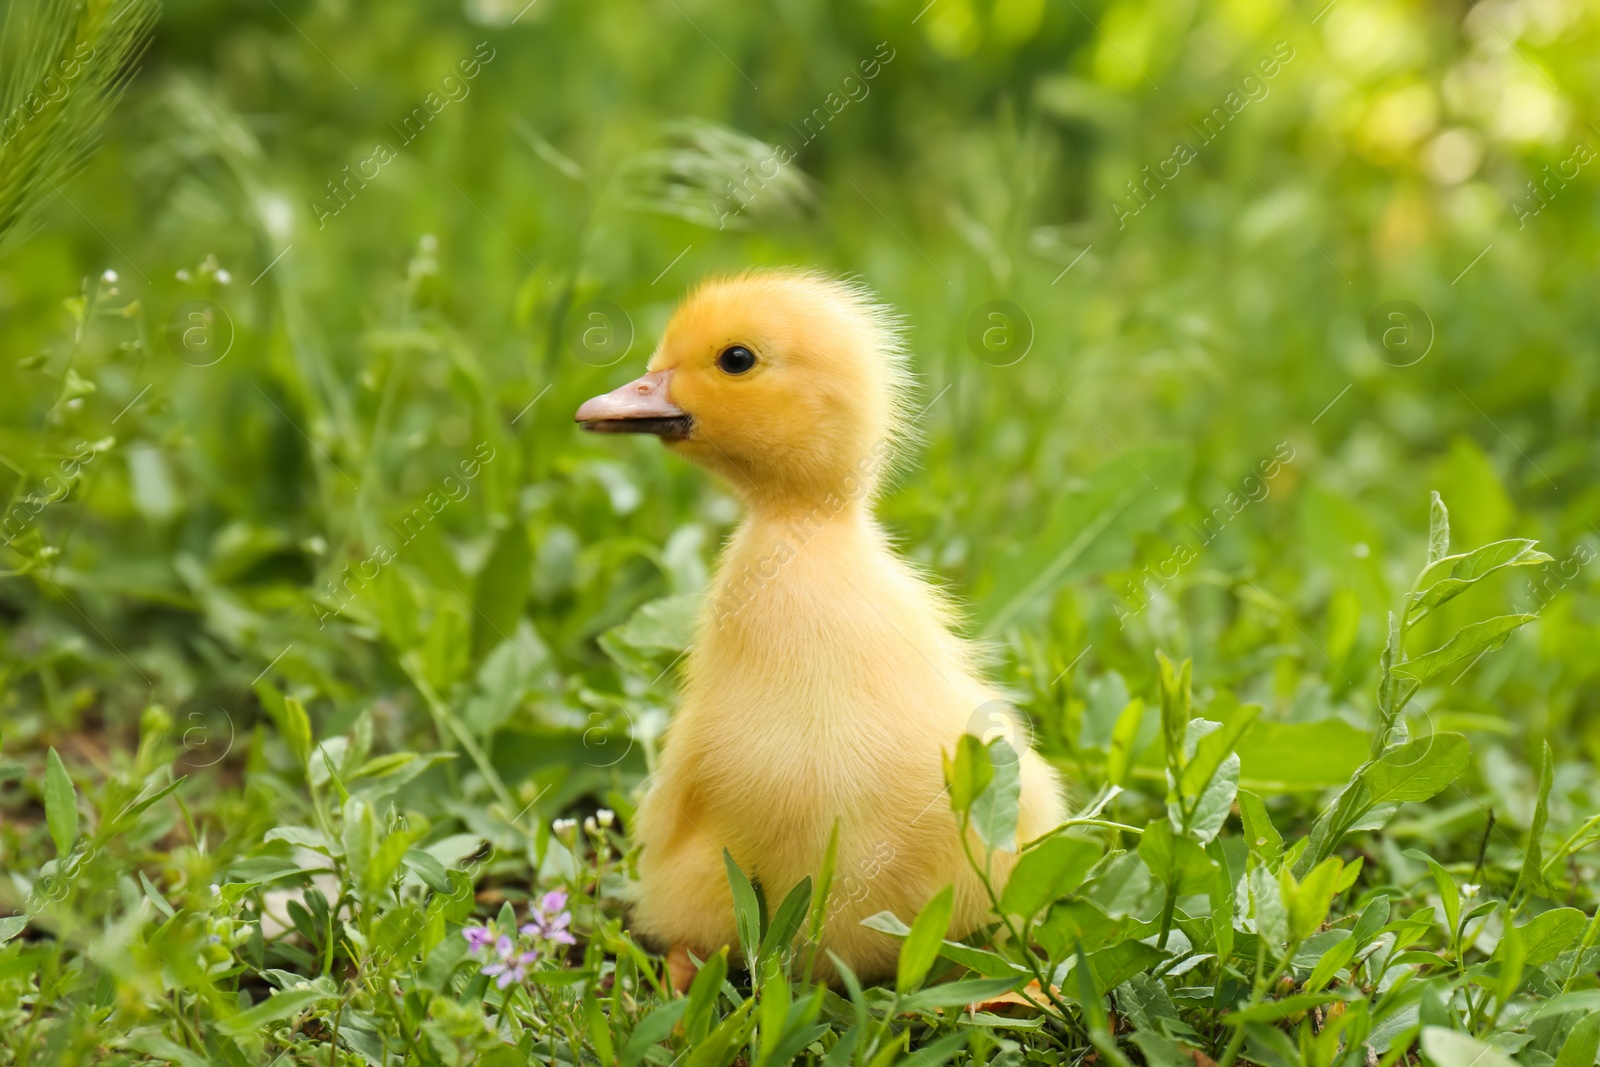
[2,0,1598,883]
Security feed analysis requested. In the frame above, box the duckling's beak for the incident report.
[574,369,693,440]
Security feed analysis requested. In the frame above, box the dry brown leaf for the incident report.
[966,980,1065,1015]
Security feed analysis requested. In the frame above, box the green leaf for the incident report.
[402,848,453,893]
[1119,971,1183,1033]
[584,993,615,1065]
[1156,652,1192,788]
[1519,742,1553,899]
[896,1030,971,1067]
[807,819,841,953]
[1087,941,1169,997]
[1362,734,1471,804]
[1222,993,1344,1024]
[754,988,824,1067]
[1106,697,1145,788]
[124,1032,212,1067]
[1209,839,1235,968]
[621,999,688,1067]
[1410,539,1553,620]
[723,850,762,966]
[1305,933,1356,991]
[682,947,727,1045]
[970,739,1022,852]
[1250,865,1288,947]
[1351,896,1391,951]
[897,885,955,994]
[281,696,314,768]
[1238,790,1283,870]
[44,748,78,858]
[1391,615,1538,684]
[421,602,471,691]
[945,733,994,817]
[1427,491,1450,564]
[936,938,1030,978]
[0,915,28,945]
[1420,1026,1519,1067]
[1554,1012,1600,1067]
[1237,719,1370,792]
[683,998,753,1067]
[760,878,811,965]
[1138,819,1217,897]
[863,911,1022,978]
[1496,908,1527,1007]
[219,986,328,1035]
[1285,856,1344,941]
[264,826,335,853]
[1185,750,1239,845]
[139,871,175,919]
[1505,907,1587,968]
[1176,709,1252,839]
[1405,852,1461,937]
[1000,835,1102,919]
[1034,898,1132,958]
[471,520,532,659]
[341,797,373,892]
[102,775,188,837]
[898,976,1025,1014]
[1179,707,1259,803]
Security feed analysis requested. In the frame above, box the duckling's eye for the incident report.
[716,345,757,375]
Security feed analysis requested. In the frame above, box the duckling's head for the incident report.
[575,270,912,511]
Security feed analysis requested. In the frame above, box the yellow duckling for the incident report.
[574,269,1064,985]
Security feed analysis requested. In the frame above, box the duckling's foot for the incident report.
[667,943,698,994]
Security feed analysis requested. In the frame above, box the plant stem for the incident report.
[956,816,1077,1029]
[1216,939,1299,1067]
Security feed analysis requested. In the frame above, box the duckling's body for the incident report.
[576,270,1064,982]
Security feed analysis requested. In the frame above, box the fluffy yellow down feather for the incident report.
[575,270,1064,983]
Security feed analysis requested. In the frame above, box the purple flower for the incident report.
[481,935,539,988]
[520,889,576,946]
[461,924,495,953]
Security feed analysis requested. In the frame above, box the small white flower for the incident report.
[596,808,615,829]
[101,269,118,283]
[215,268,232,285]
[583,816,599,836]
[552,817,578,842]
[1462,883,1481,898]
[176,269,191,281]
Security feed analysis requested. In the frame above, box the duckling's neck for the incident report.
[705,493,884,631]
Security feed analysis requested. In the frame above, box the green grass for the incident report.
[1,0,1598,1063]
